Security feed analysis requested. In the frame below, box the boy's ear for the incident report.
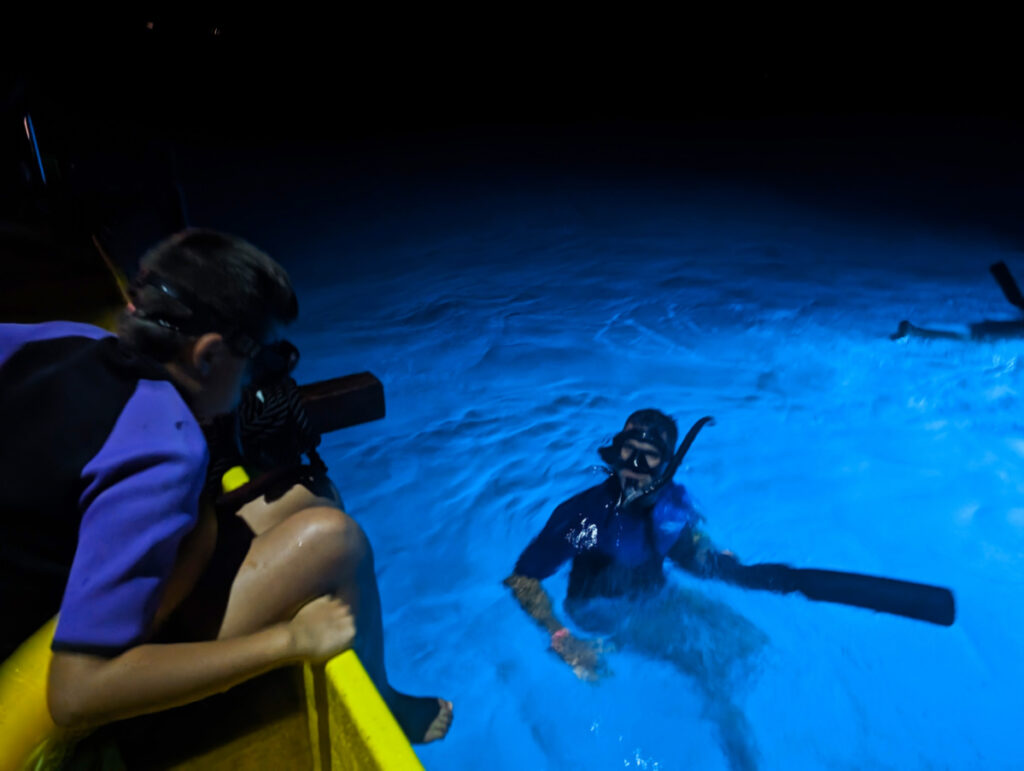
[190,333,229,379]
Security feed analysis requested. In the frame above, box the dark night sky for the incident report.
[9,13,1022,136]
[4,14,1024,257]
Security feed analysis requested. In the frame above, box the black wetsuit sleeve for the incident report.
[666,523,708,572]
[513,499,580,580]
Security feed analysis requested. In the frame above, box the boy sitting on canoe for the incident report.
[0,230,451,746]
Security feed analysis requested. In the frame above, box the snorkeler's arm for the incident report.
[505,495,612,678]
[668,527,732,577]
[669,531,797,591]
[506,498,582,632]
[503,574,567,634]
[47,595,354,730]
[504,573,603,681]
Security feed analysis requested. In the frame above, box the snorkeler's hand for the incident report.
[550,629,609,682]
[288,595,356,662]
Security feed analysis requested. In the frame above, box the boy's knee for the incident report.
[296,506,371,567]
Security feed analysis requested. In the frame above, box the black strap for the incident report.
[205,377,328,508]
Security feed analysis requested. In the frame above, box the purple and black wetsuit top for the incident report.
[0,322,208,660]
[514,476,700,600]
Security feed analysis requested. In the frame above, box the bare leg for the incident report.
[612,589,765,771]
[235,482,336,536]
[188,486,452,742]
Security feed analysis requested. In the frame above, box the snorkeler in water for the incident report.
[504,410,735,677]
[891,261,1024,341]
[505,409,763,771]
[505,408,955,771]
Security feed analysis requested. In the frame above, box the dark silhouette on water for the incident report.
[891,262,1024,342]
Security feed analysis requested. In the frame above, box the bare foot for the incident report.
[422,698,453,743]
[391,693,453,744]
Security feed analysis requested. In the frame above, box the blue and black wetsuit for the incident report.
[514,477,700,600]
[0,322,208,660]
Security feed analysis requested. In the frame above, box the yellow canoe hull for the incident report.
[0,619,77,771]
[0,619,424,771]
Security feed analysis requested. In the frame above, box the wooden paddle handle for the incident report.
[298,372,386,434]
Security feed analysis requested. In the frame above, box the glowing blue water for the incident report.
[215,171,1023,769]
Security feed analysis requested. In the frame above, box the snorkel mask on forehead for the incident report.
[129,269,300,385]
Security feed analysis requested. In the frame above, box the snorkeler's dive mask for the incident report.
[620,440,663,473]
[599,427,671,475]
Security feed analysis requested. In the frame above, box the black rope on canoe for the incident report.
[238,376,327,475]
[203,377,327,496]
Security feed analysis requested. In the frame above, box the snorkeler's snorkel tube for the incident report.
[620,415,716,510]
[630,415,957,627]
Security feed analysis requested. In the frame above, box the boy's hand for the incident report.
[288,595,356,662]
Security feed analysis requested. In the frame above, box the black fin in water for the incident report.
[990,261,1024,312]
